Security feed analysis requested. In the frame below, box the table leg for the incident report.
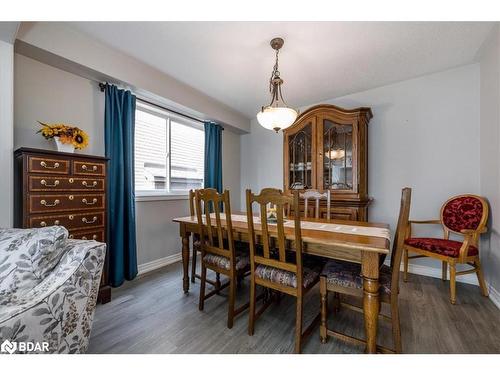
[362,251,380,354]
[182,233,191,294]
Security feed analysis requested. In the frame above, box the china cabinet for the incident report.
[283,104,372,221]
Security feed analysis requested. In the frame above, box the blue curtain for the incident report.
[104,84,138,287]
[204,122,223,193]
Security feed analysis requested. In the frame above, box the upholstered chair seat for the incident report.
[254,263,320,289]
[203,252,250,271]
[404,237,478,258]
[321,260,392,295]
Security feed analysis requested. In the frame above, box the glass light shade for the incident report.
[257,106,298,132]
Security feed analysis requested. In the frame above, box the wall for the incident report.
[13,54,242,268]
[14,54,104,155]
[241,64,481,273]
[478,25,500,301]
[0,40,14,227]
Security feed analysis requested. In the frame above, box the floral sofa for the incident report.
[0,226,106,354]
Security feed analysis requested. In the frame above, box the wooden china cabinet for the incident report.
[283,104,372,221]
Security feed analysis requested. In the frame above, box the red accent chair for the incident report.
[403,194,489,304]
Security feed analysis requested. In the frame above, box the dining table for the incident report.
[173,212,391,354]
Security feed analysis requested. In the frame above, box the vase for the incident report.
[54,137,75,153]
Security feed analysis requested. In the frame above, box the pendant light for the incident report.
[257,37,298,132]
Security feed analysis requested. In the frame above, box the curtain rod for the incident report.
[99,82,224,129]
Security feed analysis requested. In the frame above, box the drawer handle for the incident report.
[40,199,60,207]
[41,179,60,187]
[40,161,60,169]
[54,220,60,225]
[69,215,74,220]
[82,165,98,171]
[69,234,74,239]
[82,216,98,224]
[82,198,98,205]
[40,221,47,227]
[82,236,88,240]
[82,181,98,188]
[92,234,98,240]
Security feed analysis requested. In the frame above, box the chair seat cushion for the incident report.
[254,263,320,289]
[404,237,478,258]
[321,260,392,295]
[203,252,249,271]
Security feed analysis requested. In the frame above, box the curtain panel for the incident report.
[203,122,223,193]
[104,84,138,287]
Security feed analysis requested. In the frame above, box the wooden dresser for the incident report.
[14,147,111,303]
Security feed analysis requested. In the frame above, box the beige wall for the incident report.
[241,64,481,276]
[13,54,242,267]
[0,40,14,227]
[478,25,500,301]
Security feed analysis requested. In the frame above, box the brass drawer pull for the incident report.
[82,236,88,240]
[41,179,60,187]
[82,216,98,224]
[82,198,98,205]
[92,234,97,240]
[82,165,98,171]
[82,181,98,188]
[40,199,60,207]
[40,221,47,227]
[40,161,60,169]
[69,234,74,239]
[54,220,60,225]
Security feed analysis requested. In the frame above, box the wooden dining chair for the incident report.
[403,194,489,304]
[319,187,412,353]
[300,189,331,219]
[195,188,250,328]
[189,189,220,289]
[246,188,322,353]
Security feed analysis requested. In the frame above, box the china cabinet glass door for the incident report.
[322,119,354,191]
[288,123,313,190]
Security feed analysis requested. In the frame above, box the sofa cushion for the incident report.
[0,226,69,295]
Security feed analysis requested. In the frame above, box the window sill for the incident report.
[135,194,189,202]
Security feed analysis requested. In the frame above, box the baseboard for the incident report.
[399,262,479,286]
[138,252,182,276]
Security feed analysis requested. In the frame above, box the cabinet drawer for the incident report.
[28,156,70,175]
[28,176,105,192]
[73,160,106,176]
[69,228,105,242]
[322,207,359,221]
[29,193,105,213]
[29,211,105,231]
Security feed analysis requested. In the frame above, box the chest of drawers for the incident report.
[14,147,111,303]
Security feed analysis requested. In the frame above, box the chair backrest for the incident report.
[389,187,412,297]
[300,189,331,219]
[246,188,304,289]
[440,194,488,238]
[189,189,196,216]
[194,188,235,263]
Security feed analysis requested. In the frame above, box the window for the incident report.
[134,101,204,196]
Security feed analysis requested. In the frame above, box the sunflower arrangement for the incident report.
[37,121,89,150]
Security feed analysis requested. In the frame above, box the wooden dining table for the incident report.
[173,213,390,354]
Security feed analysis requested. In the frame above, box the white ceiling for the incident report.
[66,22,493,119]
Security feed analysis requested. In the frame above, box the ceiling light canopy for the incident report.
[257,37,298,133]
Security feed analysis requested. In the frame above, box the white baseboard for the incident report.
[138,252,182,276]
[400,262,479,286]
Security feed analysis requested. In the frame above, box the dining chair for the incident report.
[195,188,250,328]
[403,194,489,304]
[246,188,322,353]
[319,187,412,353]
[189,189,220,289]
[300,189,331,219]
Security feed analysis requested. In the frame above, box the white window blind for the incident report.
[134,101,204,195]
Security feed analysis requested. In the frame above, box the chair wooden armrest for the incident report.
[409,219,441,225]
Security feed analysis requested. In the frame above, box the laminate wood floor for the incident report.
[88,261,500,354]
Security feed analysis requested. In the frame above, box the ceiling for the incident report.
[66,22,493,119]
